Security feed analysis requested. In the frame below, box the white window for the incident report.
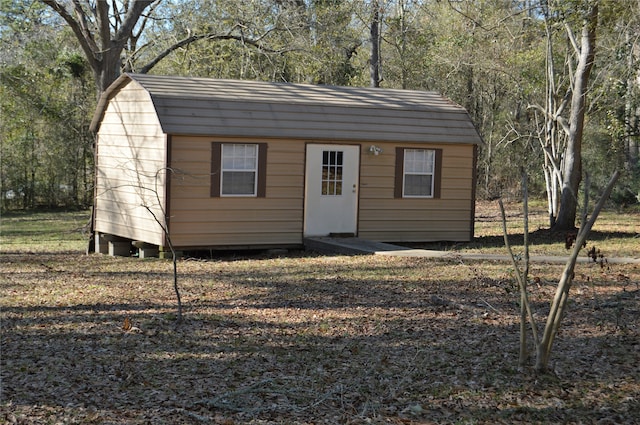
[221,144,258,196]
[403,149,435,197]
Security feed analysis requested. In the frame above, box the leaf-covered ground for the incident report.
[2,250,639,424]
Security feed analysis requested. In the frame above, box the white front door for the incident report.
[304,144,359,237]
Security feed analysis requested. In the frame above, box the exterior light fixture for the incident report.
[369,145,383,155]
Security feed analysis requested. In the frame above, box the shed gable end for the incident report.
[93,81,168,245]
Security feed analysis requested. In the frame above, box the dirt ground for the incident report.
[1,249,639,424]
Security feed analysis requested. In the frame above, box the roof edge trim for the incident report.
[90,73,136,133]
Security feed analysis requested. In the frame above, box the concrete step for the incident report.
[304,237,424,255]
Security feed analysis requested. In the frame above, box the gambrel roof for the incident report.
[91,73,483,145]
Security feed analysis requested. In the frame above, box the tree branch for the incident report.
[564,21,580,56]
[71,1,99,51]
[113,0,158,51]
[138,31,279,74]
[40,0,99,69]
[527,103,571,136]
[498,197,539,355]
[96,0,110,53]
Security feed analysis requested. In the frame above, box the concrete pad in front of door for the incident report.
[303,237,449,257]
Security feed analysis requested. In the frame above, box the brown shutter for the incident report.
[257,143,267,198]
[394,147,404,198]
[433,148,443,199]
[210,142,221,197]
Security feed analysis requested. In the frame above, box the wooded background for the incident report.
[1,1,638,229]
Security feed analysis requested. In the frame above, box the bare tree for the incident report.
[500,170,619,372]
[529,0,599,231]
[96,165,184,322]
[530,5,569,228]
[141,168,183,323]
[499,173,535,367]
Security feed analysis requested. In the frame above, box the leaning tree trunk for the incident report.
[553,3,598,231]
[537,171,619,371]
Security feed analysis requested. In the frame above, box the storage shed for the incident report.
[90,73,482,255]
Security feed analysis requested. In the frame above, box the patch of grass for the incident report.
[1,201,637,258]
[469,200,639,258]
[0,210,90,253]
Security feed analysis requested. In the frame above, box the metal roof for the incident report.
[91,73,483,144]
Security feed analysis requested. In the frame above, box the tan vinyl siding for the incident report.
[94,82,166,245]
[168,136,304,247]
[358,142,475,242]
[168,139,475,246]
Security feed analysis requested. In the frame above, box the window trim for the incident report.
[394,147,442,199]
[211,142,267,198]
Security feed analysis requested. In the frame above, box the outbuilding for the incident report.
[90,73,482,256]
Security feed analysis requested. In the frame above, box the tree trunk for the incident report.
[624,27,639,171]
[553,3,598,231]
[519,173,531,367]
[96,51,122,94]
[370,0,381,88]
[499,187,538,369]
[41,0,157,97]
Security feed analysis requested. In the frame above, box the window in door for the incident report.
[321,150,343,196]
